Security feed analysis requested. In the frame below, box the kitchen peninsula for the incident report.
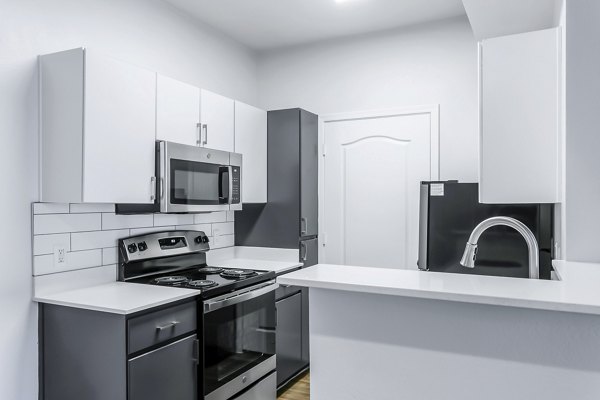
[278,261,600,400]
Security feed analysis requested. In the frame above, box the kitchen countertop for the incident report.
[278,260,600,315]
[34,282,199,315]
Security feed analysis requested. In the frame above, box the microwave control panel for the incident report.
[231,167,241,204]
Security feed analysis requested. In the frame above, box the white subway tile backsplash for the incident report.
[154,214,194,227]
[102,213,153,230]
[212,234,234,249]
[129,226,175,236]
[194,212,227,224]
[102,247,118,265]
[33,203,70,214]
[34,213,101,235]
[71,229,129,251]
[33,233,70,256]
[32,203,235,277]
[212,222,234,236]
[34,249,102,275]
[69,203,115,213]
[175,224,212,235]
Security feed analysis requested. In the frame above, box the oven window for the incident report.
[170,159,228,205]
[203,291,276,396]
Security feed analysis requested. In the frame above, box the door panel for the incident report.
[323,113,433,269]
[128,335,197,400]
[84,50,156,203]
[300,110,319,238]
[200,89,234,152]
[156,74,201,147]
[276,292,304,387]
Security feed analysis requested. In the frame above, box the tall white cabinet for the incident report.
[479,28,561,204]
[39,48,156,204]
[234,101,268,203]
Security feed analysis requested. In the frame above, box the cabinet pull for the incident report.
[196,123,202,146]
[192,339,200,365]
[301,242,308,262]
[301,217,308,235]
[202,124,208,146]
[150,177,157,201]
[156,321,179,332]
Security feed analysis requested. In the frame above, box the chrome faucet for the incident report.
[460,216,540,279]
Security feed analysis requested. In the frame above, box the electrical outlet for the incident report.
[53,246,67,267]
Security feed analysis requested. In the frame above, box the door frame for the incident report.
[318,105,440,263]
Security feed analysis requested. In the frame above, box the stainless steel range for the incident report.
[119,230,278,400]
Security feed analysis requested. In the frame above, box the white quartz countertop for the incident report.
[34,282,199,315]
[214,258,303,274]
[278,260,600,315]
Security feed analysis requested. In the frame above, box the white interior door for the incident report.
[323,110,437,269]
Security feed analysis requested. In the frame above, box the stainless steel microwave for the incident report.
[157,141,242,213]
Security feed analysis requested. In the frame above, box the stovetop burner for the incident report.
[220,269,258,279]
[154,276,188,285]
[187,280,218,288]
[197,266,224,274]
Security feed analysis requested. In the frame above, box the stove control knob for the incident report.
[127,243,138,253]
[202,236,210,243]
[137,242,147,252]
[194,236,203,244]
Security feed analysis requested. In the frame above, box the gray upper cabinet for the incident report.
[300,110,319,238]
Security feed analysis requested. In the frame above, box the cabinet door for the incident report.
[300,237,318,267]
[200,89,234,152]
[300,110,319,237]
[128,335,198,400]
[480,28,560,203]
[276,292,304,387]
[235,101,267,203]
[84,50,156,203]
[156,74,201,146]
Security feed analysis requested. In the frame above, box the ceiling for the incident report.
[164,0,466,51]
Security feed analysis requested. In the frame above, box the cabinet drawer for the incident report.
[275,284,301,302]
[128,302,196,354]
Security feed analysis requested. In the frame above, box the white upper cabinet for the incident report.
[479,28,561,204]
[39,48,156,204]
[234,101,267,203]
[200,89,235,152]
[156,74,201,147]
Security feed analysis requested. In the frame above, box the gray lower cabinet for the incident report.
[276,290,306,387]
[129,334,198,400]
[40,300,198,400]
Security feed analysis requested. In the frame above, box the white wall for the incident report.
[563,0,600,262]
[257,16,479,181]
[0,1,257,398]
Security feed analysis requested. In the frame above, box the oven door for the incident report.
[159,141,232,213]
[202,281,278,400]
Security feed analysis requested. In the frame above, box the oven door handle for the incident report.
[203,282,279,313]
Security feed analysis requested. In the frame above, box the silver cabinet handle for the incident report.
[301,217,308,235]
[150,177,156,201]
[301,242,308,262]
[196,123,202,146]
[156,321,179,331]
[202,124,208,146]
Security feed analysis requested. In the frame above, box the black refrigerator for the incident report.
[418,181,554,280]
[235,108,318,388]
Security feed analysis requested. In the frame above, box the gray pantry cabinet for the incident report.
[235,108,318,388]
[40,300,198,400]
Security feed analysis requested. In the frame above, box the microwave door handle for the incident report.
[227,166,233,205]
[203,282,279,313]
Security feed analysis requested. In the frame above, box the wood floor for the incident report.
[277,372,310,400]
